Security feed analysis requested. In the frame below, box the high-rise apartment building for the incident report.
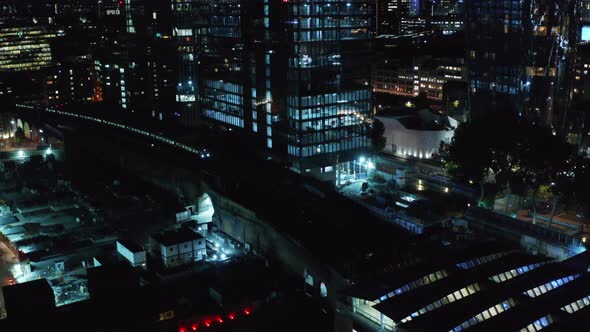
[93,7,128,111]
[376,0,463,36]
[180,0,373,179]
[97,0,177,121]
[45,57,102,106]
[465,0,578,131]
[172,0,200,126]
[376,0,419,35]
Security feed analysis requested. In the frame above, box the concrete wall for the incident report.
[520,235,572,261]
[463,208,580,261]
[115,242,146,266]
[207,188,353,331]
[377,114,457,159]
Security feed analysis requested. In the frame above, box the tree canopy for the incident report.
[369,118,386,154]
[441,108,581,218]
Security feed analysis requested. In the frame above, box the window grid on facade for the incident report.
[523,274,580,298]
[286,0,372,159]
[561,294,590,314]
[400,283,480,323]
[489,263,544,283]
[519,315,553,332]
[374,269,449,306]
[450,298,516,332]
[456,251,512,270]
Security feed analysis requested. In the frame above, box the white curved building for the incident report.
[377,109,458,159]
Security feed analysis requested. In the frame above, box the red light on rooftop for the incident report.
[179,327,187,332]
[191,323,198,331]
[204,321,211,327]
[216,316,224,324]
[243,308,251,315]
[228,313,236,320]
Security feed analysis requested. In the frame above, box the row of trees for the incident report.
[441,108,590,227]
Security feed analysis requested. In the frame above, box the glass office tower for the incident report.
[181,0,374,180]
[195,0,255,129]
[279,0,373,175]
[0,24,59,72]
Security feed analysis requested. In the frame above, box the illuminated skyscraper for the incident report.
[106,0,177,120]
[0,22,60,72]
[124,0,136,33]
[45,57,102,105]
[189,0,373,179]
[172,0,199,125]
[279,0,373,176]
[376,0,419,35]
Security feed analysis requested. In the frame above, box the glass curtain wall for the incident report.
[285,0,373,166]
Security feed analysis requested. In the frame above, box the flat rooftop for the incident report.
[116,239,144,253]
[152,227,204,246]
